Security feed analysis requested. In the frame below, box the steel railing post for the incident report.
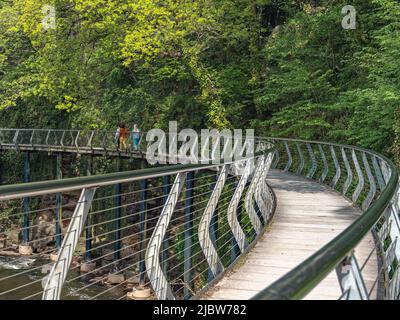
[55,153,62,249]
[43,188,96,300]
[208,172,218,282]
[85,155,94,261]
[145,172,186,300]
[200,167,226,281]
[336,253,369,300]
[22,152,30,244]
[113,158,122,262]
[30,130,35,147]
[232,189,242,263]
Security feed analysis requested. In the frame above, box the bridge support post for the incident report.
[184,171,195,300]
[85,155,93,261]
[55,154,62,250]
[161,175,171,273]
[139,178,148,286]
[21,152,31,252]
[208,173,219,282]
[113,158,122,263]
[0,150,3,185]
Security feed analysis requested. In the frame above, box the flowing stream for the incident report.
[0,256,126,300]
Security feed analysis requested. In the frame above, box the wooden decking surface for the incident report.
[201,170,378,300]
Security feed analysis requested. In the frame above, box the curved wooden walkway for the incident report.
[201,170,378,300]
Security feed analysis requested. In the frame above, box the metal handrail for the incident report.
[1,131,399,300]
[0,131,276,301]
[0,148,273,200]
[251,137,399,300]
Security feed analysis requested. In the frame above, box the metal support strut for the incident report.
[43,188,96,300]
[22,152,30,244]
[55,153,62,249]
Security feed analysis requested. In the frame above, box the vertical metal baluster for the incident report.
[362,153,376,210]
[85,155,93,261]
[184,171,195,300]
[162,175,171,274]
[296,143,305,175]
[244,156,264,235]
[88,130,95,150]
[113,159,122,263]
[60,131,66,151]
[380,159,391,185]
[284,141,292,172]
[331,145,341,188]
[318,144,328,183]
[30,130,35,147]
[145,173,186,300]
[233,192,242,262]
[256,153,274,221]
[227,160,252,253]
[372,156,385,192]
[351,150,364,204]
[336,254,369,300]
[139,178,148,286]
[272,149,280,169]
[208,172,219,282]
[306,143,317,179]
[45,130,50,146]
[74,130,81,152]
[341,147,353,196]
[43,188,96,300]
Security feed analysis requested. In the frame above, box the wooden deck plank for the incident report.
[200,170,378,300]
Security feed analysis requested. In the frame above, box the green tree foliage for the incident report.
[0,0,398,161]
[252,0,400,158]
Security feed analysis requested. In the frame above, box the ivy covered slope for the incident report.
[0,1,399,162]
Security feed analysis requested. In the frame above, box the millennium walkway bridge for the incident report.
[0,129,399,300]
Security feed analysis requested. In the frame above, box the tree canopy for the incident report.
[0,0,399,162]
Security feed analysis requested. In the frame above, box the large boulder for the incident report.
[31,211,56,251]
[5,227,20,245]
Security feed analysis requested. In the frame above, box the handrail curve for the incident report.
[0,129,399,300]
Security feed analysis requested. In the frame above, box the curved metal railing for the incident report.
[0,133,276,300]
[252,138,400,300]
[0,131,399,300]
[0,128,146,157]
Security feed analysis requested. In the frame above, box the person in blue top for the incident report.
[131,124,141,151]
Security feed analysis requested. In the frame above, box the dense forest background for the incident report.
[0,0,399,164]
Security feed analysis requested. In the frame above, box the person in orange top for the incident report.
[119,123,128,151]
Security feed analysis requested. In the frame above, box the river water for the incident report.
[0,256,126,300]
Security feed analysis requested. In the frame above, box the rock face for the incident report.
[31,211,56,251]
[30,188,81,251]
[121,230,140,259]
[0,234,6,249]
[5,227,19,244]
